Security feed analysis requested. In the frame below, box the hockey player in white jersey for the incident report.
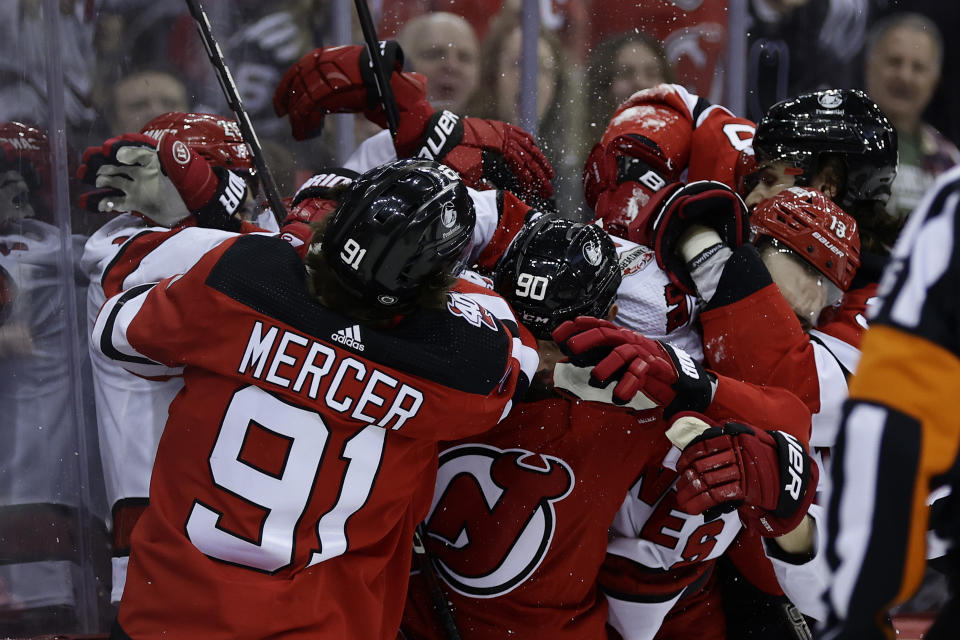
[78,112,273,603]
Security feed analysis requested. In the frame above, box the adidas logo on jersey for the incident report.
[332,325,364,351]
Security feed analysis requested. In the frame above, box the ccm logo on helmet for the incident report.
[171,140,192,165]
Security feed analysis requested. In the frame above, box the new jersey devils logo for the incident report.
[425,444,575,597]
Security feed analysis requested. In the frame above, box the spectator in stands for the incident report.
[586,32,673,131]
[864,12,959,222]
[467,6,572,208]
[109,68,191,135]
[397,12,480,114]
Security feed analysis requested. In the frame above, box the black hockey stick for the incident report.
[353,0,401,138]
[413,523,462,640]
[184,0,286,227]
[352,9,462,635]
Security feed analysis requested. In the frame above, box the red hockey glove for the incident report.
[651,180,750,295]
[398,112,554,204]
[76,133,192,227]
[155,134,249,232]
[674,415,818,537]
[273,42,431,142]
[285,167,357,223]
[551,317,713,417]
[584,133,679,240]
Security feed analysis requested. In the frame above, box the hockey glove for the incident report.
[674,414,818,537]
[551,316,713,417]
[398,111,554,204]
[583,132,679,241]
[154,134,249,232]
[651,181,749,295]
[273,42,431,142]
[77,133,191,227]
[277,169,357,256]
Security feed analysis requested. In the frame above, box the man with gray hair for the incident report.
[864,12,960,222]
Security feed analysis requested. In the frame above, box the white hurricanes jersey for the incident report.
[612,237,703,360]
[81,214,252,602]
[0,218,101,610]
[81,214,185,509]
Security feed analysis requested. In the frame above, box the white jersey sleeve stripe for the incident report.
[93,284,184,378]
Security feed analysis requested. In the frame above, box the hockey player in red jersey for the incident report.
[92,159,539,640]
[400,213,815,639]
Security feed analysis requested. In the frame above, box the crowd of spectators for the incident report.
[1,0,958,635]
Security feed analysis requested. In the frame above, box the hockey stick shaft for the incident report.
[414,524,462,640]
[184,0,286,226]
[353,0,401,138]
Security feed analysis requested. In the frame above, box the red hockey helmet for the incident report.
[0,122,51,192]
[0,122,53,216]
[140,112,253,174]
[751,187,860,291]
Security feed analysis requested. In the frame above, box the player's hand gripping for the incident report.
[273,44,553,203]
[651,181,749,295]
[670,413,818,537]
[273,42,431,142]
[77,133,190,227]
[551,317,713,417]
[77,133,250,231]
[400,112,554,204]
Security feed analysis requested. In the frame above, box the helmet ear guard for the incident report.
[493,214,622,340]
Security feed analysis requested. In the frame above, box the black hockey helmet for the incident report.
[753,89,898,208]
[493,214,622,340]
[321,158,475,311]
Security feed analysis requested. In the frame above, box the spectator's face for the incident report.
[112,72,190,134]
[610,41,667,106]
[496,29,557,124]
[866,26,940,128]
[405,17,479,112]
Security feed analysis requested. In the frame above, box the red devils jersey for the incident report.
[402,376,809,639]
[700,280,862,449]
[93,234,537,640]
[402,398,668,640]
